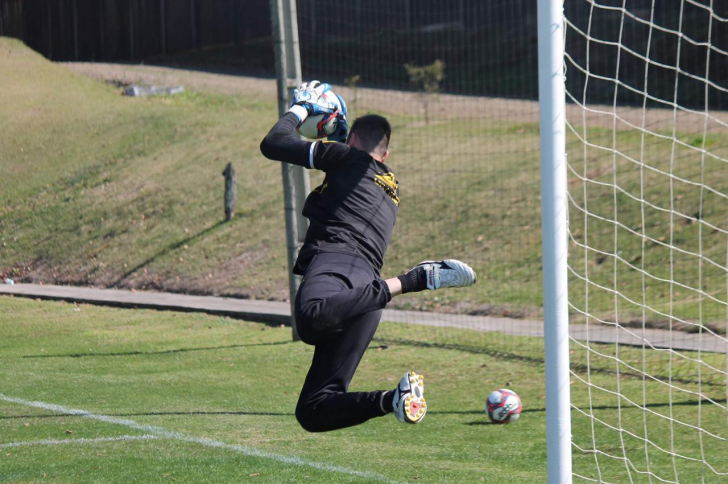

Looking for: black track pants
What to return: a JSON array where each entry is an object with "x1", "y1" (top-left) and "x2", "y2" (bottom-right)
[{"x1": 294, "y1": 252, "x2": 392, "y2": 432}]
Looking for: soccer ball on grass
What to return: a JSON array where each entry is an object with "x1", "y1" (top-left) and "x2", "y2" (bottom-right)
[{"x1": 486, "y1": 388, "x2": 522, "y2": 424}]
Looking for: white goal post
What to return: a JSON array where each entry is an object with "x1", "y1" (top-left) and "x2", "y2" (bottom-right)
[
  {"x1": 538, "y1": 0, "x2": 571, "y2": 484},
  {"x1": 538, "y1": 0, "x2": 573, "y2": 483}
]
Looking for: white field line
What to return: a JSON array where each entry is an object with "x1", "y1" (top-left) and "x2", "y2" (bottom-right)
[
  {"x1": 0, "y1": 434, "x2": 159, "y2": 449},
  {"x1": 0, "y1": 393, "x2": 408, "y2": 484}
]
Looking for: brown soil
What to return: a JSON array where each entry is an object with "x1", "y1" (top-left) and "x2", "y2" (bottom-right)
[{"x1": 64, "y1": 62, "x2": 728, "y2": 134}]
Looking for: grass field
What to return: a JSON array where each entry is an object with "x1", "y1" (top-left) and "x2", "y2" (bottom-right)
[
  {"x1": 1, "y1": 297, "x2": 726, "y2": 483},
  {"x1": 0, "y1": 37, "x2": 543, "y2": 317},
  {"x1": 3, "y1": 38, "x2": 728, "y2": 329}
]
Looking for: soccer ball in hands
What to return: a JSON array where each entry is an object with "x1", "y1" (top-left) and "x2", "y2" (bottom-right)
[
  {"x1": 297, "y1": 89, "x2": 346, "y2": 140},
  {"x1": 486, "y1": 389, "x2": 522, "y2": 424}
]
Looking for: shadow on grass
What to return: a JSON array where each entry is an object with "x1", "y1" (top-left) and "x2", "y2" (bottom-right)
[
  {"x1": 18, "y1": 340, "x2": 293, "y2": 359},
  {"x1": 0, "y1": 410, "x2": 292, "y2": 420},
  {"x1": 111, "y1": 220, "x2": 228, "y2": 288},
  {"x1": 7, "y1": 397, "x2": 719, "y2": 423},
  {"x1": 374, "y1": 337, "x2": 725, "y2": 388},
  {"x1": 442, "y1": 397, "x2": 728, "y2": 424},
  {"x1": 442, "y1": 397, "x2": 728, "y2": 425}
]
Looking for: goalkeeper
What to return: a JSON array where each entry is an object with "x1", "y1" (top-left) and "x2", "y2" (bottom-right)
[{"x1": 260, "y1": 81, "x2": 476, "y2": 432}]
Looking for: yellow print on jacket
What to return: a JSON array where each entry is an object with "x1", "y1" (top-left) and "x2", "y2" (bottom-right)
[{"x1": 374, "y1": 172, "x2": 400, "y2": 206}]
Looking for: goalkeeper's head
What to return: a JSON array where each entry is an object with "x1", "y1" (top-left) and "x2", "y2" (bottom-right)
[{"x1": 347, "y1": 114, "x2": 391, "y2": 163}]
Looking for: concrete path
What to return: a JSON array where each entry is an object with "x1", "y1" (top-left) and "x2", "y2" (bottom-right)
[{"x1": 2, "y1": 283, "x2": 726, "y2": 354}]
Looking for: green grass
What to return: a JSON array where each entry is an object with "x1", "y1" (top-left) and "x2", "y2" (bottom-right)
[
  {"x1": 0, "y1": 39, "x2": 289, "y2": 300},
  {"x1": 2, "y1": 37, "x2": 728, "y2": 329},
  {"x1": 565, "y1": 126, "x2": 728, "y2": 330},
  {"x1": 1, "y1": 298, "x2": 726, "y2": 483},
  {"x1": 0, "y1": 38, "x2": 544, "y2": 316}
]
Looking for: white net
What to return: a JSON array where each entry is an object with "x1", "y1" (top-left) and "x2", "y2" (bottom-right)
[{"x1": 564, "y1": 0, "x2": 728, "y2": 482}]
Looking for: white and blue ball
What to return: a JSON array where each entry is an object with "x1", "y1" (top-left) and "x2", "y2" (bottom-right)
[
  {"x1": 486, "y1": 388, "x2": 522, "y2": 424},
  {"x1": 297, "y1": 89, "x2": 345, "y2": 140}
]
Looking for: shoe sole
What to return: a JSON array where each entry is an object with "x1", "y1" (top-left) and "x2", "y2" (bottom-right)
[{"x1": 402, "y1": 372, "x2": 427, "y2": 424}]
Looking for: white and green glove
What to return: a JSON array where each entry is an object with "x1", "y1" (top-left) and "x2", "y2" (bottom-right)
[{"x1": 287, "y1": 80, "x2": 336, "y2": 122}]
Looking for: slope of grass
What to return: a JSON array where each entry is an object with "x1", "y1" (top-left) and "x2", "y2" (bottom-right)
[
  {"x1": 2, "y1": 38, "x2": 728, "y2": 329},
  {"x1": 1, "y1": 298, "x2": 726, "y2": 483},
  {"x1": 0, "y1": 38, "x2": 545, "y2": 316},
  {"x1": 566, "y1": 125, "x2": 728, "y2": 330},
  {"x1": 0, "y1": 38, "x2": 288, "y2": 300}
]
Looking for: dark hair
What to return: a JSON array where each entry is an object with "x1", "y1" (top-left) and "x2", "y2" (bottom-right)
[{"x1": 348, "y1": 114, "x2": 391, "y2": 155}]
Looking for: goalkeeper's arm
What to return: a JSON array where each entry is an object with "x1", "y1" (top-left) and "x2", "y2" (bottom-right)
[
  {"x1": 259, "y1": 112, "x2": 312, "y2": 168},
  {"x1": 260, "y1": 80, "x2": 335, "y2": 167}
]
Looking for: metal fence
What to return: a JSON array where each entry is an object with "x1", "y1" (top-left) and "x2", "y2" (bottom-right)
[{"x1": 0, "y1": 0, "x2": 271, "y2": 61}]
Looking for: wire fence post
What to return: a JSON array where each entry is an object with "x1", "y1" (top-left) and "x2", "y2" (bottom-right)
[
  {"x1": 72, "y1": 0, "x2": 78, "y2": 60},
  {"x1": 283, "y1": 0, "x2": 309, "y2": 246},
  {"x1": 46, "y1": 0, "x2": 52, "y2": 59},
  {"x1": 191, "y1": 0, "x2": 198, "y2": 49},
  {"x1": 128, "y1": 0, "x2": 134, "y2": 61},
  {"x1": 98, "y1": 0, "x2": 105, "y2": 61},
  {"x1": 270, "y1": 0, "x2": 307, "y2": 342},
  {"x1": 160, "y1": 0, "x2": 166, "y2": 55}
]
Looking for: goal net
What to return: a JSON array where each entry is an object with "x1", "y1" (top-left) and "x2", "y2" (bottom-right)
[
  {"x1": 293, "y1": 0, "x2": 727, "y2": 479},
  {"x1": 563, "y1": 0, "x2": 728, "y2": 481}
]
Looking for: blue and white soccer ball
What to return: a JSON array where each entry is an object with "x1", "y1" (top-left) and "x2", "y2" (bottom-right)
[
  {"x1": 297, "y1": 89, "x2": 346, "y2": 140},
  {"x1": 486, "y1": 388, "x2": 522, "y2": 424}
]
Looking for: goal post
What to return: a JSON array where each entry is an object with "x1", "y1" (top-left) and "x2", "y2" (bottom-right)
[{"x1": 538, "y1": 0, "x2": 573, "y2": 483}]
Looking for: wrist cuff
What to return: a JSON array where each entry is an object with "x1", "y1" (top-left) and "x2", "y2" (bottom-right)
[
  {"x1": 287, "y1": 104, "x2": 309, "y2": 123},
  {"x1": 398, "y1": 267, "x2": 427, "y2": 294}
]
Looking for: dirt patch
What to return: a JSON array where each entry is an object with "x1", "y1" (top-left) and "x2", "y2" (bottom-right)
[
  {"x1": 63, "y1": 62, "x2": 278, "y2": 100},
  {"x1": 611, "y1": 315, "x2": 726, "y2": 336},
  {"x1": 2, "y1": 258, "x2": 105, "y2": 290},
  {"x1": 391, "y1": 298, "x2": 542, "y2": 320},
  {"x1": 63, "y1": 62, "x2": 728, "y2": 134},
  {"x1": 0, "y1": 253, "x2": 287, "y2": 302}
]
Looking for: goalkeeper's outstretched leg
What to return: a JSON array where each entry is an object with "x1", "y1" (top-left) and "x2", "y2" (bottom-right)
[{"x1": 293, "y1": 252, "x2": 475, "y2": 432}]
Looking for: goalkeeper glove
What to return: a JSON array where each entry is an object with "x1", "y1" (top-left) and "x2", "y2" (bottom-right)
[
  {"x1": 287, "y1": 80, "x2": 335, "y2": 122},
  {"x1": 326, "y1": 94, "x2": 349, "y2": 142}
]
